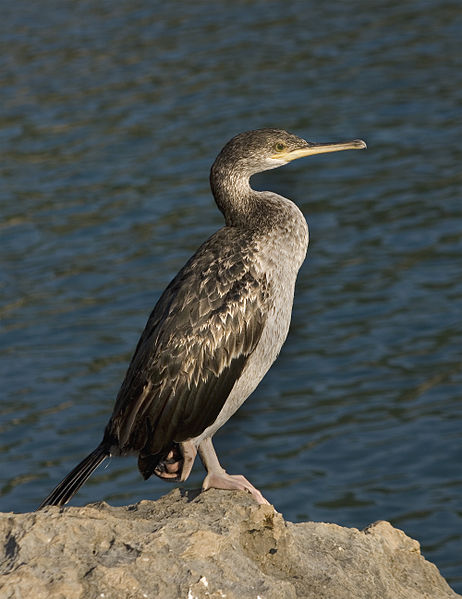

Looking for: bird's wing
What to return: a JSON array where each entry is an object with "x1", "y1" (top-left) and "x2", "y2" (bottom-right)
[{"x1": 106, "y1": 228, "x2": 269, "y2": 457}]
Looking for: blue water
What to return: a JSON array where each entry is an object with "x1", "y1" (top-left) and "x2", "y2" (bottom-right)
[{"x1": 1, "y1": 0, "x2": 461, "y2": 591}]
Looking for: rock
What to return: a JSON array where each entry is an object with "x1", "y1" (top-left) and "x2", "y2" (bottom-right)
[{"x1": 0, "y1": 488, "x2": 458, "y2": 599}]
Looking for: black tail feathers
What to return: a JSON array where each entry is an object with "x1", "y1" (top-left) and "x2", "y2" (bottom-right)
[{"x1": 37, "y1": 444, "x2": 109, "y2": 509}]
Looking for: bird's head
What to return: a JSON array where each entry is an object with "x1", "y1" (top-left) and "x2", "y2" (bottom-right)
[{"x1": 213, "y1": 128, "x2": 366, "y2": 177}]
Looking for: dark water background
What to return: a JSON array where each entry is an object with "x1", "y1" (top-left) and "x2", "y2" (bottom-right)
[{"x1": 1, "y1": 0, "x2": 461, "y2": 591}]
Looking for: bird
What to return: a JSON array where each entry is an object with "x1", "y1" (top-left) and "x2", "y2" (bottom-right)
[{"x1": 38, "y1": 128, "x2": 366, "y2": 509}]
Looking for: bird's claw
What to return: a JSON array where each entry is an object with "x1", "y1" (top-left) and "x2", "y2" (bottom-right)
[{"x1": 202, "y1": 471, "x2": 270, "y2": 505}]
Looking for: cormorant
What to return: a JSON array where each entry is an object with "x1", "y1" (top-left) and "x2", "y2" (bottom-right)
[{"x1": 38, "y1": 129, "x2": 366, "y2": 508}]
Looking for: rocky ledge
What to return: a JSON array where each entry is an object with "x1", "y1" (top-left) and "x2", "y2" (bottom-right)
[{"x1": 0, "y1": 488, "x2": 459, "y2": 599}]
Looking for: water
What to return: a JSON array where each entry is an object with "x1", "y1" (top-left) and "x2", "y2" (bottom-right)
[{"x1": 1, "y1": 0, "x2": 461, "y2": 591}]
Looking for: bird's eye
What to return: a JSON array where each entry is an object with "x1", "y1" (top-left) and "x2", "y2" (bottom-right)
[{"x1": 274, "y1": 142, "x2": 286, "y2": 152}]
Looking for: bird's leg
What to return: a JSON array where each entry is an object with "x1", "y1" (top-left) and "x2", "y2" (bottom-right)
[
  {"x1": 198, "y1": 437, "x2": 270, "y2": 505},
  {"x1": 179, "y1": 440, "x2": 197, "y2": 482}
]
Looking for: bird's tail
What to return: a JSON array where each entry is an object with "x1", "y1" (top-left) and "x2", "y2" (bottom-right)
[{"x1": 37, "y1": 444, "x2": 109, "y2": 509}]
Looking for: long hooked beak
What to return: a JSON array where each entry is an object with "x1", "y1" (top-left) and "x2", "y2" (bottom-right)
[{"x1": 273, "y1": 139, "x2": 367, "y2": 161}]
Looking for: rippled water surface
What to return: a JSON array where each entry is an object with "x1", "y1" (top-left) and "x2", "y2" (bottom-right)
[{"x1": 1, "y1": 0, "x2": 461, "y2": 591}]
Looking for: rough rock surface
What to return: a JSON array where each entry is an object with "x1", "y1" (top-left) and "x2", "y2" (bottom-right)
[{"x1": 0, "y1": 488, "x2": 458, "y2": 599}]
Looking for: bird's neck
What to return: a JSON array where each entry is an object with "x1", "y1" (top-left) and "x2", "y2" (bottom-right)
[
  {"x1": 209, "y1": 160, "x2": 308, "y2": 257},
  {"x1": 210, "y1": 162, "x2": 256, "y2": 227},
  {"x1": 210, "y1": 161, "x2": 309, "y2": 267}
]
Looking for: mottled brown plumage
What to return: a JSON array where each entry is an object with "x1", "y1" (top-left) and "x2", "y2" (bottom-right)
[
  {"x1": 108, "y1": 226, "x2": 269, "y2": 473},
  {"x1": 38, "y1": 129, "x2": 365, "y2": 508}
]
